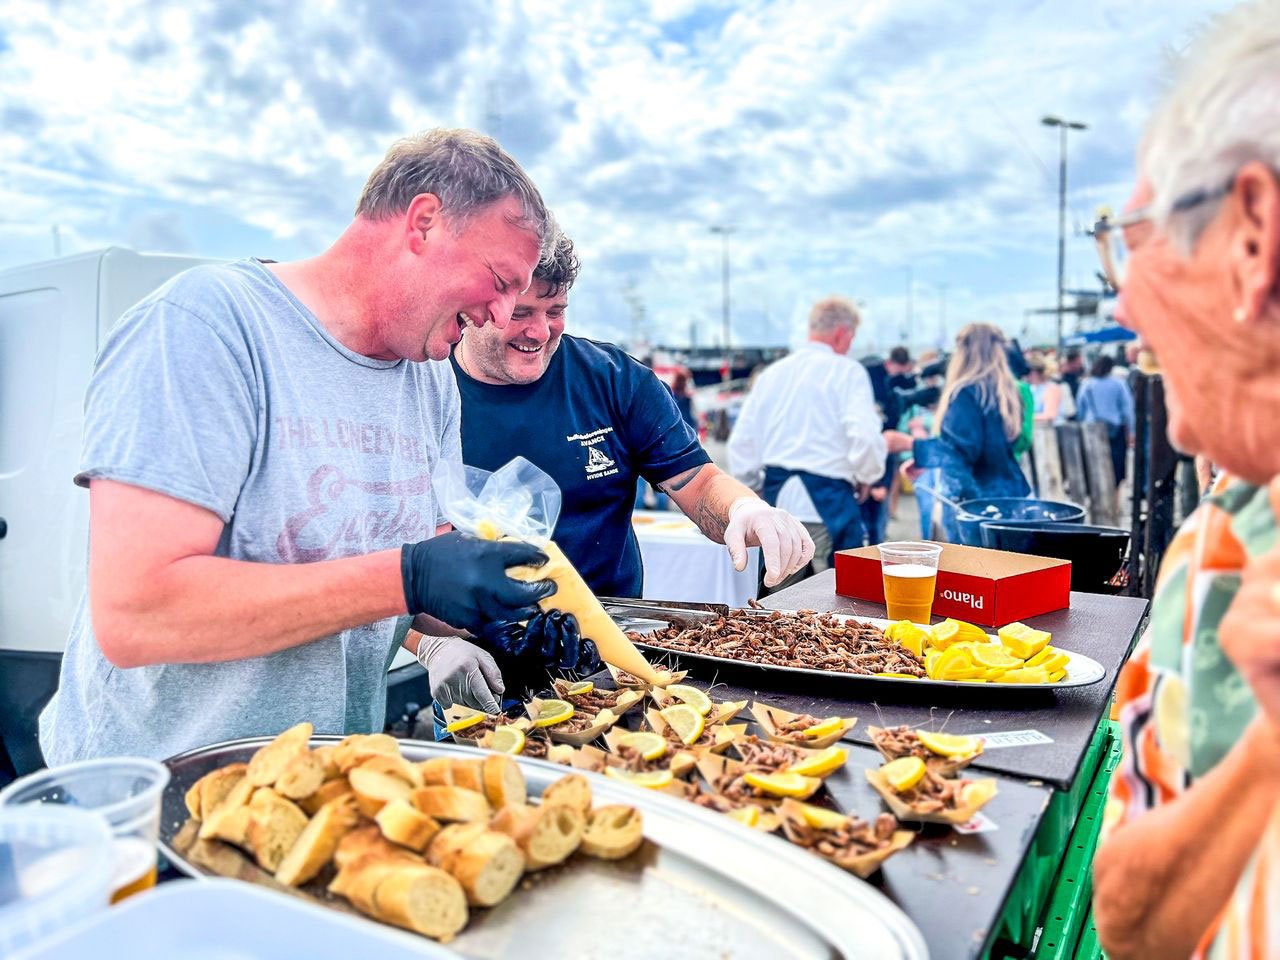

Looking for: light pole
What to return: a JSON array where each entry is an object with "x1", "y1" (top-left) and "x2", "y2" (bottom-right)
[
  {"x1": 1042, "y1": 115, "x2": 1087, "y2": 351},
  {"x1": 709, "y1": 225, "x2": 735, "y2": 361},
  {"x1": 903, "y1": 265, "x2": 913, "y2": 344}
]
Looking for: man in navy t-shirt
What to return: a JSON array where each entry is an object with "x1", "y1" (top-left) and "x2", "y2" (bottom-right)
[{"x1": 418, "y1": 232, "x2": 813, "y2": 708}]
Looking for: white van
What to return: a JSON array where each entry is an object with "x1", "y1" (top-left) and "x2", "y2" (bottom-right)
[{"x1": 0, "y1": 249, "x2": 425, "y2": 778}]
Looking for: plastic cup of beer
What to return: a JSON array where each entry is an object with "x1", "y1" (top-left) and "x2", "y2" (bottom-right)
[
  {"x1": 877, "y1": 541, "x2": 943, "y2": 623},
  {"x1": 0, "y1": 757, "x2": 169, "y2": 903}
]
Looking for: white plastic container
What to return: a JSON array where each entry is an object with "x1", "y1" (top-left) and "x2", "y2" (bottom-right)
[
  {"x1": 11, "y1": 878, "x2": 458, "y2": 959},
  {"x1": 0, "y1": 806, "x2": 114, "y2": 954}
]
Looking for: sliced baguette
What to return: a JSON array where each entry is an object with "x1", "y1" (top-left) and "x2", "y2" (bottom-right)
[
  {"x1": 449, "y1": 758, "x2": 484, "y2": 793},
  {"x1": 330, "y1": 854, "x2": 413, "y2": 914},
  {"x1": 481, "y1": 755, "x2": 527, "y2": 808},
  {"x1": 275, "y1": 794, "x2": 360, "y2": 886},
  {"x1": 358, "y1": 754, "x2": 422, "y2": 789},
  {"x1": 333, "y1": 733, "x2": 400, "y2": 773},
  {"x1": 411, "y1": 785, "x2": 491, "y2": 823},
  {"x1": 490, "y1": 802, "x2": 583, "y2": 870},
  {"x1": 427, "y1": 824, "x2": 524, "y2": 907},
  {"x1": 197, "y1": 775, "x2": 255, "y2": 841},
  {"x1": 245, "y1": 788, "x2": 309, "y2": 873},
  {"x1": 334, "y1": 824, "x2": 423, "y2": 871},
  {"x1": 376, "y1": 798, "x2": 441, "y2": 853},
  {"x1": 246, "y1": 722, "x2": 313, "y2": 786},
  {"x1": 580, "y1": 805, "x2": 644, "y2": 860},
  {"x1": 349, "y1": 766, "x2": 413, "y2": 818},
  {"x1": 297, "y1": 776, "x2": 352, "y2": 816},
  {"x1": 276, "y1": 752, "x2": 326, "y2": 800},
  {"x1": 417, "y1": 757, "x2": 455, "y2": 787},
  {"x1": 312, "y1": 745, "x2": 341, "y2": 780},
  {"x1": 371, "y1": 863, "x2": 469, "y2": 942},
  {"x1": 541, "y1": 773, "x2": 592, "y2": 815},
  {"x1": 184, "y1": 762, "x2": 248, "y2": 820}
]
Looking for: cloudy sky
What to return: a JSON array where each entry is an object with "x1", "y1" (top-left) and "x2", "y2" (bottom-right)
[{"x1": 0, "y1": 0, "x2": 1235, "y2": 352}]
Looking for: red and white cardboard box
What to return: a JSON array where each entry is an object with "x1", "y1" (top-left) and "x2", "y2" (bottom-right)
[{"x1": 833, "y1": 542, "x2": 1071, "y2": 627}]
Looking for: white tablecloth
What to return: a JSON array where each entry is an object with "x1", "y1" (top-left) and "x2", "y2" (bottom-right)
[{"x1": 633, "y1": 510, "x2": 759, "y2": 607}]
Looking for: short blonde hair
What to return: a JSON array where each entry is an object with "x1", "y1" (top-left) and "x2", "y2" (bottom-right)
[{"x1": 809, "y1": 296, "x2": 860, "y2": 334}]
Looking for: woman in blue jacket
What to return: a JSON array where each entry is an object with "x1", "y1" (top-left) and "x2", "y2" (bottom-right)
[{"x1": 913, "y1": 323, "x2": 1029, "y2": 540}]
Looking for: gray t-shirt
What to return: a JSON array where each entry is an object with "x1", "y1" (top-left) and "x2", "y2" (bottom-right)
[{"x1": 39, "y1": 259, "x2": 459, "y2": 765}]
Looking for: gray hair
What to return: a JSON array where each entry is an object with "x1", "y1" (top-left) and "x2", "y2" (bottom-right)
[
  {"x1": 1140, "y1": 0, "x2": 1280, "y2": 253},
  {"x1": 356, "y1": 128, "x2": 558, "y2": 259},
  {"x1": 809, "y1": 296, "x2": 861, "y2": 333}
]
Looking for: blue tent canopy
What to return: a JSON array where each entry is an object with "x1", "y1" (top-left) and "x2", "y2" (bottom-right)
[{"x1": 1063, "y1": 324, "x2": 1137, "y2": 347}]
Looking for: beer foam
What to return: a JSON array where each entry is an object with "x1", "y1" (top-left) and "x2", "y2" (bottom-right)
[{"x1": 883, "y1": 564, "x2": 937, "y2": 579}]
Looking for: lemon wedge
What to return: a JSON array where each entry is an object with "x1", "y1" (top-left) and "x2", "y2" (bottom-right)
[
  {"x1": 916, "y1": 731, "x2": 981, "y2": 758},
  {"x1": 616, "y1": 731, "x2": 668, "y2": 761},
  {"x1": 881, "y1": 756, "x2": 927, "y2": 792},
  {"x1": 800, "y1": 716, "x2": 845, "y2": 739},
  {"x1": 726, "y1": 806, "x2": 761, "y2": 828},
  {"x1": 490, "y1": 725, "x2": 526, "y2": 754},
  {"x1": 971, "y1": 644, "x2": 1023, "y2": 670},
  {"x1": 445, "y1": 711, "x2": 487, "y2": 734},
  {"x1": 794, "y1": 802, "x2": 849, "y2": 831},
  {"x1": 565, "y1": 680, "x2": 594, "y2": 697},
  {"x1": 660, "y1": 704, "x2": 705, "y2": 745},
  {"x1": 604, "y1": 767, "x2": 674, "y2": 789},
  {"x1": 665, "y1": 684, "x2": 713, "y2": 716},
  {"x1": 787, "y1": 746, "x2": 848, "y2": 777},
  {"x1": 742, "y1": 771, "x2": 814, "y2": 798},
  {"x1": 884, "y1": 620, "x2": 929, "y2": 657},
  {"x1": 533, "y1": 699, "x2": 575, "y2": 727},
  {"x1": 929, "y1": 620, "x2": 962, "y2": 650},
  {"x1": 998, "y1": 622, "x2": 1051, "y2": 659}
]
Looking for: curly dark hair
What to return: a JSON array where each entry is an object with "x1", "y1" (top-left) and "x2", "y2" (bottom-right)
[{"x1": 532, "y1": 231, "x2": 581, "y2": 297}]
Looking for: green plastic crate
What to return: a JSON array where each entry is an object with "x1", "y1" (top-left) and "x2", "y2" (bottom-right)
[
  {"x1": 1027, "y1": 727, "x2": 1124, "y2": 959},
  {"x1": 987, "y1": 720, "x2": 1118, "y2": 953}
]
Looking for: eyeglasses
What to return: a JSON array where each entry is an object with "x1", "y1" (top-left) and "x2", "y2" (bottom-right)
[{"x1": 1094, "y1": 178, "x2": 1234, "y2": 237}]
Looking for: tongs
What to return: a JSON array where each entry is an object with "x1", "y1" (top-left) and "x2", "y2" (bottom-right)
[{"x1": 599, "y1": 597, "x2": 774, "y2": 627}]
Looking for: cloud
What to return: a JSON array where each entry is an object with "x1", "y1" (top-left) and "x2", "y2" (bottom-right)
[{"x1": 0, "y1": 0, "x2": 1237, "y2": 350}]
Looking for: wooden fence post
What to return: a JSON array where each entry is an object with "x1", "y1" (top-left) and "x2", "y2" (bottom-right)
[
  {"x1": 1082, "y1": 421, "x2": 1119, "y2": 526},
  {"x1": 1032, "y1": 424, "x2": 1066, "y2": 502}
]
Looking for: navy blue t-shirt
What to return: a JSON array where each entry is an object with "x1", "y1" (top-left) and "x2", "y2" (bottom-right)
[{"x1": 452, "y1": 335, "x2": 711, "y2": 598}]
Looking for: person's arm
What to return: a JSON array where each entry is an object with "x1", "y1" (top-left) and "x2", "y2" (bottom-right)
[
  {"x1": 89, "y1": 479, "x2": 407, "y2": 668},
  {"x1": 843, "y1": 365, "x2": 890, "y2": 484},
  {"x1": 660, "y1": 463, "x2": 814, "y2": 587},
  {"x1": 1035, "y1": 382, "x2": 1061, "y2": 424},
  {"x1": 1092, "y1": 717, "x2": 1280, "y2": 960},
  {"x1": 726, "y1": 390, "x2": 764, "y2": 488}
]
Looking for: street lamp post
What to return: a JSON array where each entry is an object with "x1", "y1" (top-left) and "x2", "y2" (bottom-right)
[
  {"x1": 709, "y1": 225, "x2": 735, "y2": 362},
  {"x1": 1042, "y1": 115, "x2": 1087, "y2": 351}
]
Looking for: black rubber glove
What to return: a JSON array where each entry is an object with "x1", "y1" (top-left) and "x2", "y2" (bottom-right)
[
  {"x1": 480, "y1": 611, "x2": 601, "y2": 674},
  {"x1": 401, "y1": 533, "x2": 556, "y2": 636}
]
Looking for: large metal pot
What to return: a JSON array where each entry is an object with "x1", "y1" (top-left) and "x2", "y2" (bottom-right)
[
  {"x1": 953, "y1": 496, "x2": 1085, "y2": 546},
  {"x1": 980, "y1": 521, "x2": 1130, "y2": 593}
]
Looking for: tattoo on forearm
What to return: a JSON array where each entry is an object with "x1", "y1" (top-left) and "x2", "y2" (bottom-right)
[
  {"x1": 693, "y1": 498, "x2": 729, "y2": 542},
  {"x1": 658, "y1": 464, "x2": 706, "y2": 494}
]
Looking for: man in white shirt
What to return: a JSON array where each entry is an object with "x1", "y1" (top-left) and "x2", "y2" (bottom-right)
[{"x1": 728, "y1": 297, "x2": 913, "y2": 588}]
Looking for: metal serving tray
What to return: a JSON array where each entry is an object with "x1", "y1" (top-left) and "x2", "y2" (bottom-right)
[
  {"x1": 622, "y1": 609, "x2": 1106, "y2": 692},
  {"x1": 160, "y1": 737, "x2": 927, "y2": 960}
]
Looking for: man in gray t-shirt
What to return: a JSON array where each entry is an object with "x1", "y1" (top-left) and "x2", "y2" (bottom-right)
[{"x1": 39, "y1": 129, "x2": 563, "y2": 765}]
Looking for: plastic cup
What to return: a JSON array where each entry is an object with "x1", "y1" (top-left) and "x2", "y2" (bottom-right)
[
  {"x1": 0, "y1": 758, "x2": 169, "y2": 904},
  {"x1": 0, "y1": 806, "x2": 114, "y2": 953},
  {"x1": 877, "y1": 541, "x2": 943, "y2": 623}
]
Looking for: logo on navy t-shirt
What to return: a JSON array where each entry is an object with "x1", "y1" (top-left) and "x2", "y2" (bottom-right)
[{"x1": 568, "y1": 426, "x2": 619, "y2": 480}]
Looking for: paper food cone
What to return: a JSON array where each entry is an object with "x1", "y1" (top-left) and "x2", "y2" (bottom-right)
[
  {"x1": 695, "y1": 753, "x2": 823, "y2": 805},
  {"x1": 606, "y1": 662, "x2": 688, "y2": 690},
  {"x1": 777, "y1": 799, "x2": 914, "y2": 879},
  {"x1": 442, "y1": 706, "x2": 527, "y2": 746},
  {"x1": 525, "y1": 697, "x2": 623, "y2": 747},
  {"x1": 644, "y1": 707, "x2": 742, "y2": 755},
  {"x1": 864, "y1": 768, "x2": 999, "y2": 825},
  {"x1": 601, "y1": 727, "x2": 698, "y2": 779},
  {"x1": 650, "y1": 689, "x2": 747, "y2": 726},
  {"x1": 865, "y1": 725, "x2": 980, "y2": 777},
  {"x1": 551, "y1": 681, "x2": 646, "y2": 720},
  {"x1": 750, "y1": 701, "x2": 857, "y2": 749},
  {"x1": 727, "y1": 739, "x2": 848, "y2": 781}
]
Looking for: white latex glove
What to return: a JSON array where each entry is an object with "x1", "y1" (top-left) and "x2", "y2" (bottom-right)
[
  {"x1": 415, "y1": 635, "x2": 505, "y2": 713},
  {"x1": 724, "y1": 497, "x2": 815, "y2": 588}
]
